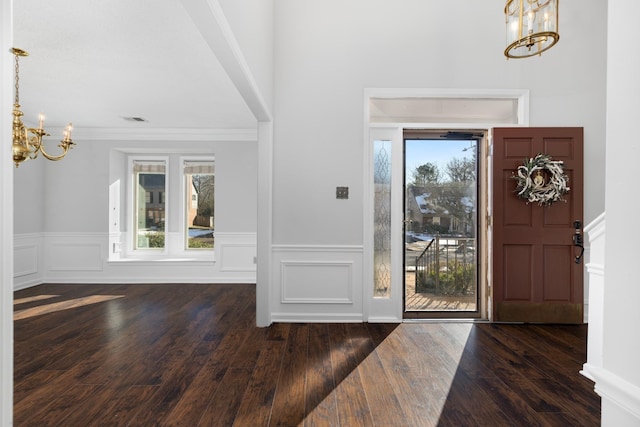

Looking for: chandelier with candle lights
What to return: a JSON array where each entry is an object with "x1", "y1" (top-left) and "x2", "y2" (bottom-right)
[
  {"x1": 11, "y1": 48, "x2": 75, "y2": 168},
  {"x1": 504, "y1": 0, "x2": 559, "y2": 59}
]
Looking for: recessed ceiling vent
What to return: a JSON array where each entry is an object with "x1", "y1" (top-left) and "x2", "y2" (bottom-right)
[{"x1": 123, "y1": 116, "x2": 147, "y2": 122}]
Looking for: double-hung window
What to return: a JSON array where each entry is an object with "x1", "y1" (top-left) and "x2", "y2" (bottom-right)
[
  {"x1": 127, "y1": 156, "x2": 215, "y2": 259},
  {"x1": 183, "y1": 160, "x2": 215, "y2": 250},
  {"x1": 133, "y1": 160, "x2": 166, "y2": 250}
]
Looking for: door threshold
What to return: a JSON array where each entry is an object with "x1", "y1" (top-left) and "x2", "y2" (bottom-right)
[{"x1": 402, "y1": 318, "x2": 489, "y2": 323}]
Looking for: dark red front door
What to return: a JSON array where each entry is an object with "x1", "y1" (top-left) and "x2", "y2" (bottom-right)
[{"x1": 492, "y1": 127, "x2": 584, "y2": 323}]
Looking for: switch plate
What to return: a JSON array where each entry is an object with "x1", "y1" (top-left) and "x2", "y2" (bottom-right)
[{"x1": 336, "y1": 186, "x2": 349, "y2": 199}]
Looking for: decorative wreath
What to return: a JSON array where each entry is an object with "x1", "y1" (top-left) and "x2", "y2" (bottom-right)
[{"x1": 513, "y1": 153, "x2": 570, "y2": 206}]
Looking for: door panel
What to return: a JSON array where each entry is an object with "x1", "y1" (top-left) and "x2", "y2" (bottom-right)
[{"x1": 492, "y1": 127, "x2": 584, "y2": 323}]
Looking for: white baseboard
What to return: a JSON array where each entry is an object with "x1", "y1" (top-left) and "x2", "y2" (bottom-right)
[
  {"x1": 582, "y1": 363, "x2": 640, "y2": 425},
  {"x1": 271, "y1": 312, "x2": 363, "y2": 323}
]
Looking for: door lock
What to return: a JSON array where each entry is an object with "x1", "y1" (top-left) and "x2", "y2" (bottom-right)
[{"x1": 573, "y1": 220, "x2": 585, "y2": 264}]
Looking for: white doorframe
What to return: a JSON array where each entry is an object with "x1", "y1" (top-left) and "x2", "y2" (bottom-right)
[
  {"x1": 363, "y1": 88, "x2": 529, "y2": 323},
  {"x1": 1, "y1": 0, "x2": 14, "y2": 423}
]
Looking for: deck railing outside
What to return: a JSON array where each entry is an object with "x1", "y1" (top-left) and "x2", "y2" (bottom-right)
[{"x1": 415, "y1": 235, "x2": 475, "y2": 296}]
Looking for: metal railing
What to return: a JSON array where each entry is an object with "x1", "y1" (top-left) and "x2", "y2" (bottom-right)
[{"x1": 414, "y1": 236, "x2": 476, "y2": 296}]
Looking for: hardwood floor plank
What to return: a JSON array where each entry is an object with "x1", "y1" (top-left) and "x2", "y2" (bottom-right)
[
  {"x1": 15, "y1": 383, "x2": 103, "y2": 426},
  {"x1": 270, "y1": 324, "x2": 309, "y2": 426},
  {"x1": 328, "y1": 324, "x2": 374, "y2": 427},
  {"x1": 162, "y1": 329, "x2": 251, "y2": 425},
  {"x1": 165, "y1": 294, "x2": 260, "y2": 425},
  {"x1": 303, "y1": 324, "x2": 339, "y2": 427},
  {"x1": 350, "y1": 324, "x2": 408, "y2": 427},
  {"x1": 267, "y1": 322, "x2": 291, "y2": 341},
  {"x1": 369, "y1": 326, "x2": 450, "y2": 426},
  {"x1": 427, "y1": 323, "x2": 495, "y2": 381},
  {"x1": 528, "y1": 376, "x2": 601, "y2": 424},
  {"x1": 13, "y1": 369, "x2": 84, "y2": 424},
  {"x1": 13, "y1": 369, "x2": 63, "y2": 406},
  {"x1": 456, "y1": 327, "x2": 567, "y2": 414},
  {"x1": 125, "y1": 335, "x2": 226, "y2": 425},
  {"x1": 411, "y1": 325, "x2": 526, "y2": 426},
  {"x1": 13, "y1": 284, "x2": 600, "y2": 427},
  {"x1": 228, "y1": 319, "x2": 269, "y2": 370},
  {"x1": 86, "y1": 385, "x2": 159, "y2": 427},
  {"x1": 482, "y1": 324, "x2": 584, "y2": 377},
  {"x1": 524, "y1": 324, "x2": 588, "y2": 364},
  {"x1": 197, "y1": 367, "x2": 253, "y2": 427},
  {"x1": 471, "y1": 376, "x2": 550, "y2": 427},
  {"x1": 473, "y1": 325, "x2": 548, "y2": 380},
  {"x1": 233, "y1": 340, "x2": 286, "y2": 427},
  {"x1": 44, "y1": 385, "x2": 109, "y2": 426}
]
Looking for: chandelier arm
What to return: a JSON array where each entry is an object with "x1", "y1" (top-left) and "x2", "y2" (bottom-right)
[
  {"x1": 33, "y1": 131, "x2": 75, "y2": 162},
  {"x1": 26, "y1": 130, "x2": 43, "y2": 160},
  {"x1": 38, "y1": 146, "x2": 72, "y2": 161}
]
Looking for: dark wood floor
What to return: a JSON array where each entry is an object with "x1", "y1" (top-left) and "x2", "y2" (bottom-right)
[{"x1": 14, "y1": 284, "x2": 600, "y2": 426}]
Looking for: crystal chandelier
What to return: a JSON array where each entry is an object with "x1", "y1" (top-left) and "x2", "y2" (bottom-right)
[
  {"x1": 504, "y1": 0, "x2": 559, "y2": 59},
  {"x1": 11, "y1": 48, "x2": 75, "y2": 168}
]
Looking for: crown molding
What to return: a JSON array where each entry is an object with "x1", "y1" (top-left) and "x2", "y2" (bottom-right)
[{"x1": 60, "y1": 127, "x2": 258, "y2": 142}]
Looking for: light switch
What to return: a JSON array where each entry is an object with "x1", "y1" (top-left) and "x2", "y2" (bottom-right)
[{"x1": 336, "y1": 186, "x2": 349, "y2": 199}]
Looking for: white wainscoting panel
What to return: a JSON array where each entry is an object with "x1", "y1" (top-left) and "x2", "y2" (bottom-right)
[
  {"x1": 217, "y1": 233, "x2": 257, "y2": 273},
  {"x1": 48, "y1": 243, "x2": 104, "y2": 271},
  {"x1": 13, "y1": 233, "x2": 44, "y2": 289},
  {"x1": 271, "y1": 245, "x2": 363, "y2": 323},
  {"x1": 14, "y1": 244, "x2": 38, "y2": 277},
  {"x1": 15, "y1": 232, "x2": 257, "y2": 287},
  {"x1": 281, "y1": 261, "x2": 353, "y2": 304}
]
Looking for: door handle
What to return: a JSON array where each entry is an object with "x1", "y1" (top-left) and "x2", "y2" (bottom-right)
[{"x1": 573, "y1": 220, "x2": 584, "y2": 264}]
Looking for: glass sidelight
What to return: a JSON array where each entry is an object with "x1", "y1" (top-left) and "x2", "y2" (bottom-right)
[{"x1": 373, "y1": 140, "x2": 392, "y2": 297}]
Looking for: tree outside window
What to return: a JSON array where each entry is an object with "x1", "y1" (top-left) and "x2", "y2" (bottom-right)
[{"x1": 184, "y1": 161, "x2": 215, "y2": 249}]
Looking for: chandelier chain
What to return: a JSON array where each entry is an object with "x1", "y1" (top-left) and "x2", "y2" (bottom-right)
[{"x1": 14, "y1": 53, "x2": 20, "y2": 105}]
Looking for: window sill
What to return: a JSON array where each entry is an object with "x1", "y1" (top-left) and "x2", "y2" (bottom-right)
[{"x1": 108, "y1": 257, "x2": 215, "y2": 265}]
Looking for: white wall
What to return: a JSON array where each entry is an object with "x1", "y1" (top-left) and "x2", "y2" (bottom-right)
[
  {"x1": 598, "y1": 1, "x2": 640, "y2": 424},
  {"x1": 270, "y1": 0, "x2": 607, "y2": 321},
  {"x1": 273, "y1": 0, "x2": 606, "y2": 242},
  {"x1": 13, "y1": 157, "x2": 44, "y2": 233},
  {"x1": 13, "y1": 137, "x2": 259, "y2": 288}
]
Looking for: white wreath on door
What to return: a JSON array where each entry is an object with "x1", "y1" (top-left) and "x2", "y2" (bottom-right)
[{"x1": 513, "y1": 153, "x2": 570, "y2": 206}]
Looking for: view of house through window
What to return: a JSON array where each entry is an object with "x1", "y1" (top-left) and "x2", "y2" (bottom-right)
[
  {"x1": 131, "y1": 158, "x2": 215, "y2": 253},
  {"x1": 404, "y1": 137, "x2": 479, "y2": 314},
  {"x1": 184, "y1": 160, "x2": 215, "y2": 249},
  {"x1": 134, "y1": 160, "x2": 166, "y2": 249}
]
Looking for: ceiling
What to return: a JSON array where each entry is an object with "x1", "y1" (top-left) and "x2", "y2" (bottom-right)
[
  {"x1": 12, "y1": 0, "x2": 258, "y2": 136},
  {"x1": 12, "y1": 2, "x2": 524, "y2": 139}
]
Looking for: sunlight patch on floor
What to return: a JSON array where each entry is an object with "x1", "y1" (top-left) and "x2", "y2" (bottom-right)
[
  {"x1": 13, "y1": 295, "x2": 125, "y2": 320},
  {"x1": 303, "y1": 323, "x2": 474, "y2": 426},
  {"x1": 14, "y1": 294, "x2": 60, "y2": 305}
]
